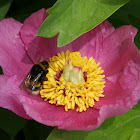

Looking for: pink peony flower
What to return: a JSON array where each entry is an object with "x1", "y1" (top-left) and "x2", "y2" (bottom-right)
[{"x1": 0, "y1": 8, "x2": 140, "y2": 131}]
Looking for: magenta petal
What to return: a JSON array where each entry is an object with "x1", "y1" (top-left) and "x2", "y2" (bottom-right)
[
  {"x1": 16, "y1": 90, "x2": 133, "y2": 131},
  {"x1": 20, "y1": 8, "x2": 48, "y2": 50},
  {"x1": 20, "y1": 11, "x2": 115, "y2": 63},
  {"x1": 98, "y1": 25, "x2": 140, "y2": 77},
  {"x1": 77, "y1": 20, "x2": 115, "y2": 59},
  {"x1": 16, "y1": 93, "x2": 101, "y2": 130},
  {"x1": 97, "y1": 104, "x2": 129, "y2": 128},
  {"x1": 26, "y1": 20, "x2": 115, "y2": 63},
  {"x1": 0, "y1": 75, "x2": 31, "y2": 119},
  {"x1": 0, "y1": 18, "x2": 32, "y2": 77},
  {"x1": 95, "y1": 61, "x2": 140, "y2": 109}
]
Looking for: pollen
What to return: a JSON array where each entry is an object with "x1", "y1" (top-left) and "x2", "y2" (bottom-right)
[{"x1": 40, "y1": 50, "x2": 105, "y2": 112}]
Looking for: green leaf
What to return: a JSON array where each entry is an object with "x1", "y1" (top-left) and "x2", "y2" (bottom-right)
[
  {"x1": 46, "y1": 109, "x2": 140, "y2": 140},
  {"x1": 0, "y1": 108, "x2": 27, "y2": 138},
  {"x1": 130, "y1": 129, "x2": 140, "y2": 140},
  {"x1": 108, "y1": 0, "x2": 140, "y2": 50},
  {"x1": 37, "y1": 0, "x2": 129, "y2": 47},
  {"x1": 0, "y1": 0, "x2": 13, "y2": 20},
  {"x1": 133, "y1": 100, "x2": 140, "y2": 111}
]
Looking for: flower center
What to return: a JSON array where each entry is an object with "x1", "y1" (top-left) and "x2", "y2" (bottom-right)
[
  {"x1": 60, "y1": 62, "x2": 85, "y2": 85},
  {"x1": 40, "y1": 50, "x2": 105, "y2": 112}
]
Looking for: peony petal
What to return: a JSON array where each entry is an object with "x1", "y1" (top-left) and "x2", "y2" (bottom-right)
[
  {"x1": 20, "y1": 8, "x2": 48, "y2": 50},
  {"x1": 95, "y1": 61, "x2": 140, "y2": 109},
  {"x1": 16, "y1": 93, "x2": 101, "y2": 130},
  {"x1": 0, "y1": 18, "x2": 33, "y2": 77},
  {"x1": 20, "y1": 9, "x2": 115, "y2": 63},
  {"x1": 98, "y1": 25, "x2": 140, "y2": 77},
  {"x1": 0, "y1": 75, "x2": 31, "y2": 119},
  {"x1": 26, "y1": 20, "x2": 115, "y2": 63},
  {"x1": 77, "y1": 20, "x2": 115, "y2": 59},
  {"x1": 16, "y1": 88, "x2": 135, "y2": 131},
  {"x1": 96, "y1": 104, "x2": 129, "y2": 130}
]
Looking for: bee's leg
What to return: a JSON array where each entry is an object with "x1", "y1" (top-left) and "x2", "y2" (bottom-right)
[
  {"x1": 42, "y1": 74, "x2": 48, "y2": 81},
  {"x1": 46, "y1": 70, "x2": 49, "y2": 74},
  {"x1": 43, "y1": 77, "x2": 48, "y2": 81},
  {"x1": 37, "y1": 57, "x2": 42, "y2": 62},
  {"x1": 44, "y1": 57, "x2": 58, "y2": 62},
  {"x1": 37, "y1": 57, "x2": 50, "y2": 62},
  {"x1": 42, "y1": 70, "x2": 49, "y2": 81},
  {"x1": 44, "y1": 58, "x2": 50, "y2": 62}
]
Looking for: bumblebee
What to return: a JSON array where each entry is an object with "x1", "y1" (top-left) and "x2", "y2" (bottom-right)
[{"x1": 21, "y1": 60, "x2": 49, "y2": 95}]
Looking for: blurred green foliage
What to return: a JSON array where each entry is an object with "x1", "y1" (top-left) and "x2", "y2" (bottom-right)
[{"x1": 0, "y1": 0, "x2": 13, "y2": 20}]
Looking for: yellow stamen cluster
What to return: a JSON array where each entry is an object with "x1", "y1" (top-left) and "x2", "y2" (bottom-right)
[{"x1": 40, "y1": 50, "x2": 105, "y2": 112}]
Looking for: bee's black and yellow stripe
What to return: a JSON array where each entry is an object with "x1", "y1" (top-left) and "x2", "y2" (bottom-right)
[
  {"x1": 25, "y1": 60, "x2": 49, "y2": 91},
  {"x1": 36, "y1": 62, "x2": 46, "y2": 71}
]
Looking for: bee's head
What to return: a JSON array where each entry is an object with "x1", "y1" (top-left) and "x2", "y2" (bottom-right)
[{"x1": 41, "y1": 61, "x2": 49, "y2": 70}]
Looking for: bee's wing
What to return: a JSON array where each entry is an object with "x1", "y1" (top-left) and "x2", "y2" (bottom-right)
[
  {"x1": 31, "y1": 72, "x2": 43, "y2": 90},
  {"x1": 19, "y1": 71, "x2": 43, "y2": 91},
  {"x1": 19, "y1": 73, "x2": 32, "y2": 91}
]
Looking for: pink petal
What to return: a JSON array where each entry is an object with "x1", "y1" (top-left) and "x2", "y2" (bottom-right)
[
  {"x1": 0, "y1": 75, "x2": 31, "y2": 119},
  {"x1": 16, "y1": 85, "x2": 135, "y2": 131},
  {"x1": 98, "y1": 25, "x2": 140, "y2": 77},
  {"x1": 16, "y1": 92, "x2": 101, "y2": 130},
  {"x1": 0, "y1": 18, "x2": 32, "y2": 77},
  {"x1": 25, "y1": 20, "x2": 115, "y2": 63},
  {"x1": 20, "y1": 8, "x2": 49, "y2": 50},
  {"x1": 96, "y1": 104, "x2": 129, "y2": 129},
  {"x1": 95, "y1": 61, "x2": 140, "y2": 109},
  {"x1": 21, "y1": 101, "x2": 129, "y2": 131},
  {"x1": 75, "y1": 20, "x2": 115, "y2": 59},
  {"x1": 20, "y1": 8, "x2": 115, "y2": 63}
]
